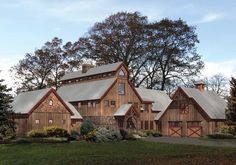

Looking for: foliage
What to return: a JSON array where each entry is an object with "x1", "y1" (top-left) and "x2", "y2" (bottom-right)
[
  {"x1": 11, "y1": 37, "x2": 82, "y2": 91},
  {"x1": 80, "y1": 118, "x2": 95, "y2": 135},
  {"x1": 73, "y1": 12, "x2": 204, "y2": 90},
  {"x1": 145, "y1": 131, "x2": 162, "y2": 137},
  {"x1": 226, "y1": 77, "x2": 236, "y2": 131},
  {"x1": 219, "y1": 125, "x2": 235, "y2": 135},
  {"x1": 204, "y1": 74, "x2": 229, "y2": 98},
  {"x1": 85, "y1": 127, "x2": 122, "y2": 143},
  {"x1": 0, "y1": 78, "x2": 15, "y2": 139},
  {"x1": 44, "y1": 126, "x2": 69, "y2": 137},
  {"x1": 206, "y1": 133, "x2": 235, "y2": 139},
  {"x1": 119, "y1": 129, "x2": 128, "y2": 140},
  {"x1": 27, "y1": 130, "x2": 46, "y2": 138}
]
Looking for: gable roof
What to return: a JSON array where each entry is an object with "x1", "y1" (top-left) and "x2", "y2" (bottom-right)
[
  {"x1": 13, "y1": 88, "x2": 51, "y2": 114},
  {"x1": 180, "y1": 87, "x2": 226, "y2": 120},
  {"x1": 135, "y1": 88, "x2": 171, "y2": 112},
  {"x1": 57, "y1": 78, "x2": 117, "y2": 102},
  {"x1": 12, "y1": 88, "x2": 74, "y2": 115},
  {"x1": 155, "y1": 87, "x2": 226, "y2": 120},
  {"x1": 114, "y1": 104, "x2": 133, "y2": 116},
  {"x1": 60, "y1": 62, "x2": 123, "y2": 81},
  {"x1": 65, "y1": 102, "x2": 83, "y2": 120}
]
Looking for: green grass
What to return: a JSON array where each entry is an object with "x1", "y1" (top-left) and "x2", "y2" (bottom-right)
[{"x1": 0, "y1": 140, "x2": 236, "y2": 165}]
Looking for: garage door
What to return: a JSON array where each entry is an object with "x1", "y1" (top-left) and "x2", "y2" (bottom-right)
[
  {"x1": 187, "y1": 126, "x2": 202, "y2": 137},
  {"x1": 168, "y1": 121, "x2": 182, "y2": 137},
  {"x1": 168, "y1": 126, "x2": 182, "y2": 137}
]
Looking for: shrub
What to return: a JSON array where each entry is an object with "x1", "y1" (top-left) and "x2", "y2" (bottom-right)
[
  {"x1": 126, "y1": 132, "x2": 137, "y2": 141},
  {"x1": 68, "y1": 130, "x2": 80, "y2": 141},
  {"x1": 27, "y1": 130, "x2": 46, "y2": 138},
  {"x1": 207, "y1": 133, "x2": 236, "y2": 139},
  {"x1": 80, "y1": 119, "x2": 95, "y2": 135},
  {"x1": 86, "y1": 127, "x2": 122, "y2": 143},
  {"x1": 151, "y1": 131, "x2": 162, "y2": 137},
  {"x1": 219, "y1": 125, "x2": 235, "y2": 135},
  {"x1": 120, "y1": 129, "x2": 128, "y2": 140},
  {"x1": 44, "y1": 126, "x2": 69, "y2": 137}
]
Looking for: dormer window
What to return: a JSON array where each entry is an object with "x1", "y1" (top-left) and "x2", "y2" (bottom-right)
[{"x1": 49, "y1": 99, "x2": 53, "y2": 106}]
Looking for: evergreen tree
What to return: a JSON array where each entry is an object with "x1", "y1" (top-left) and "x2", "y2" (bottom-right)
[
  {"x1": 0, "y1": 79, "x2": 15, "y2": 139},
  {"x1": 226, "y1": 77, "x2": 236, "y2": 126}
]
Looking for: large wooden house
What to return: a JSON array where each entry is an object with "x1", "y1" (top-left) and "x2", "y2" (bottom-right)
[
  {"x1": 58, "y1": 62, "x2": 171, "y2": 131},
  {"x1": 156, "y1": 82, "x2": 226, "y2": 137},
  {"x1": 13, "y1": 88, "x2": 82, "y2": 135}
]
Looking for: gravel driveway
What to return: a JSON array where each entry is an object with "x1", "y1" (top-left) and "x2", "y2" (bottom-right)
[{"x1": 144, "y1": 136, "x2": 236, "y2": 148}]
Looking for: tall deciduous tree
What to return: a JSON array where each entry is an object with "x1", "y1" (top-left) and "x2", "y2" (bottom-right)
[
  {"x1": 204, "y1": 74, "x2": 228, "y2": 98},
  {"x1": 226, "y1": 77, "x2": 236, "y2": 126},
  {"x1": 11, "y1": 37, "x2": 81, "y2": 91},
  {"x1": 0, "y1": 78, "x2": 15, "y2": 138},
  {"x1": 74, "y1": 12, "x2": 150, "y2": 85},
  {"x1": 146, "y1": 19, "x2": 204, "y2": 90}
]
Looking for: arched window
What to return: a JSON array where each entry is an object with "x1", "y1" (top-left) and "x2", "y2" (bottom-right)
[{"x1": 49, "y1": 99, "x2": 53, "y2": 106}]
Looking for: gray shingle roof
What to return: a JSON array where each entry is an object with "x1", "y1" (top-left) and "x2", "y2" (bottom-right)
[
  {"x1": 12, "y1": 88, "x2": 51, "y2": 114},
  {"x1": 65, "y1": 102, "x2": 83, "y2": 119},
  {"x1": 114, "y1": 104, "x2": 133, "y2": 116},
  {"x1": 135, "y1": 88, "x2": 171, "y2": 112},
  {"x1": 60, "y1": 62, "x2": 123, "y2": 81},
  {"x1": 181, "y1": 87, "x2": 226, "y2": 120},
  {"x1": 57, "y1": 78, "x2": 116, "y2": 102}
]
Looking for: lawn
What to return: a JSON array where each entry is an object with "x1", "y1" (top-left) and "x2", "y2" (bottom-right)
[{"x1": 0, "y1": 140, "x2": 236, "y2": 165}]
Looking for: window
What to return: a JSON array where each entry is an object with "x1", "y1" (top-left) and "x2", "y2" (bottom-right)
[
  {"x1": 187, "y1": 121, "x2": 201, "y2": 127},
  {"x1": 150, "y1": 121, "x2": 154, "y2": 130},
  {"x1": 48, "y1": 119, "x2": 53, "y2": 124},
  {"x1": 169, "y1": 121, "x2": 182, "y2": 127},
  {"x1": 104, "y1": 100, "x2": 109, "y2": 107},
  {"x1": 118, "y1": 83, "x2": 125, "y2": 95},
  {"x1": 141, "y1": 121, "x2": 143, "y2": 129},
  {"x1": 88, "y1": 102, "x2": 92, "y2": 107},
  {"x1": 144, "y1": 121, "x2": 149, "y2": 130},
  {"x1": 78, "y1": 102, "x2": 81, "y2": 108},
  {"x1": 144, "y1": 104, "x2": 149, "y2": 112},
  {"x1": 110, "y1": 101, "x2": 116, "y2": 107},
  {"x1": 92, "y1": 102, "x2": 96, "y2": 108},
  {"x1": 49, "y1": 99, "x2": 53, "y2": 106},
  {"x1": 35, "y1": 119, "x2": 40, "y2": 124},
  {"x1": 61, "y1": 119, "x2": 66, "y2": 124},
  {"x1": 118, "y1": 70, "x2": 125, "y2": 76}
]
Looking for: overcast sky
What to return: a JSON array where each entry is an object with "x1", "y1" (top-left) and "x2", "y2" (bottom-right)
[{"x1": 1, "y1": 0, "x2": 236, "y2": 88}]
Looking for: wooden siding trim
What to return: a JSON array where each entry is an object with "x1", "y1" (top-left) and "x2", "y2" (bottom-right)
[
  {"x1": 27, "y1": 88, "x2": 74, "y2": 116},
  {"x1": 100, "y1": 79, "x2": 118, "y2": 100},
  {"x1": 127, "y1": 81, "x2": 144, "y2": 103}
]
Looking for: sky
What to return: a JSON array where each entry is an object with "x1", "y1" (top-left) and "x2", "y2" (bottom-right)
[{"x1": 1, "y1": 0, "x2": 236, "y2": 88}]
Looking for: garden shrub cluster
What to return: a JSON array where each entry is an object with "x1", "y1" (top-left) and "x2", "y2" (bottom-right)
[
  {"x1": 80, "y1": 119, "x2": 95, "y2": 135},
  {"x1": 85, "y1": 127, "x2": 122, "y2": 142},
  {"x1": 219, "y1": 125, "x2": 235, "y2": 135},
  {"x1": 27, "y1": 126, "x2": 69, "y2": 138},
  {"x1": 206, "y1": 133, "x2": 236, "y2": 139}
]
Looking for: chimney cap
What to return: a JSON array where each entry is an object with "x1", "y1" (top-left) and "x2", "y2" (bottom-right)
[{"x1": 194, "y1": 80, "x2": 205, "y2": 85}]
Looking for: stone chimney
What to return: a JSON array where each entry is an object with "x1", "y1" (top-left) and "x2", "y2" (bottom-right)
[
  {"x1": 194, "y1": 81, "x2": 206, "y2": 92},
  {"x1": 82, "y1": 64, "x2": 94, "y2": 73}
]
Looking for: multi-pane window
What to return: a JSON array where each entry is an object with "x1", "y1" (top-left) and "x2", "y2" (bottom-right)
[
  {"x1": 92, "y1": 102, "x2": 96, "y2": 108},
  {"x1": 141, "y1": 121, "x2": 143, "y2": 129},
  {"x1": 118, "y1": 83, "x2": 125, "y2": 95},
  {"x1": 88, "y1": 102, "x2": 92, "y2": 107},
  {"x1": 144, "y1": 104, "x2": 149, "y2": 112},
  {"x1": 61, "y1": 119, "x2": 66, "y2": 124},
  {"x1": 35, "y1": 119, "x2": 40, "y2": 124},
  {"x1": 169, "y1": 121, "x2": 182, "y2": 127},
  {"x1": 78, "y1": 102, "x2": 81, "y2": 108},
  {"x1": 110, "y1": 101, "x2": 116, "y2": 107},
  {"x1": 187, "y1": 121, "x2": 201, "y2": 127},
  {"x1": 48, "y1": 119, "x2": 53, "y2": 124}
]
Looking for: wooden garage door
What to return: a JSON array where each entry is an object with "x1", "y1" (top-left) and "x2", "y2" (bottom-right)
[
  {"x1": 168, "y1": 121, "x2": 182, "y2": 137},
  {"x1": 187, "y1": 121, "x2": 202, "y2": 137},
  {"x1": 187, "y1": 126, "x2": 202, "y2": 137}
]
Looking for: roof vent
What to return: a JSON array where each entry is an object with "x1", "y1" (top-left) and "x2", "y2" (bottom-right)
[
  {"x1": 194, "y1": 81, "x2": 206, "y2": 92},
  {"x1": 82, "y1": 64, "x2": 94, "y2": 73}
]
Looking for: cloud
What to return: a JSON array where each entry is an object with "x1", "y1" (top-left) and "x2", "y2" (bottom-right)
[
  {"x1": 197, "y1": 13, "x2": 224, "y2": 23},
  {"x1": 201, "y1": 60, "x2": 236, "y2": 78}
]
